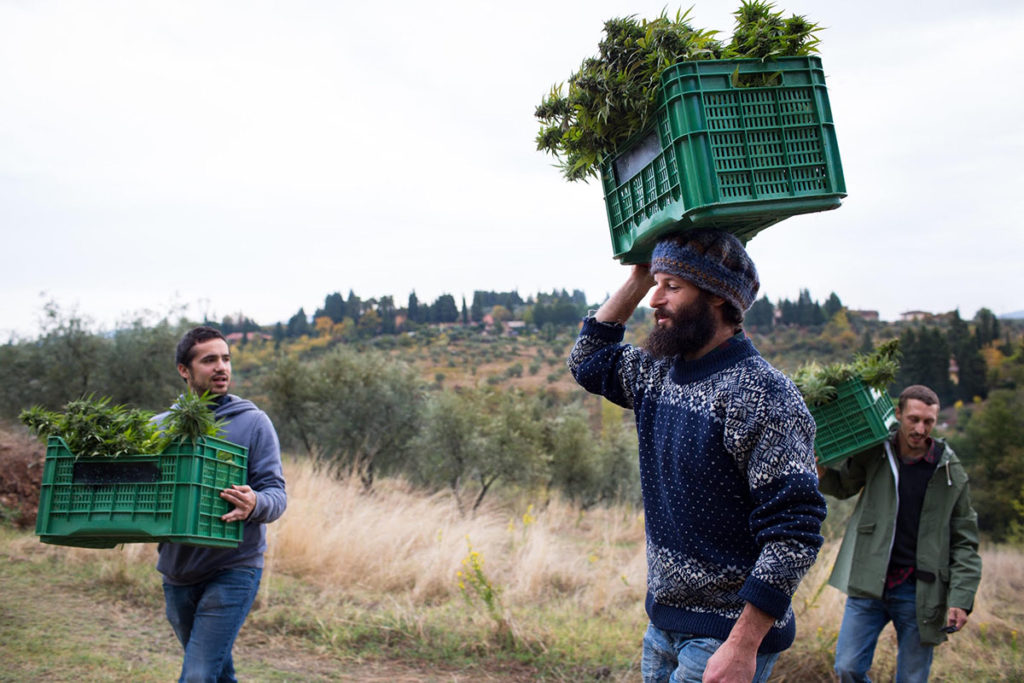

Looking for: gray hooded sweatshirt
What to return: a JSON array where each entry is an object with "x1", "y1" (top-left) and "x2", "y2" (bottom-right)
[{"x1": 155, "y1": 394, "x2": 287, "y2": 585}]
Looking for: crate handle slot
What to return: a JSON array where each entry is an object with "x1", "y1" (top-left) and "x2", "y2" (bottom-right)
[{"x1": 72, "y1": 461, "x2": 161, "y2": 485}]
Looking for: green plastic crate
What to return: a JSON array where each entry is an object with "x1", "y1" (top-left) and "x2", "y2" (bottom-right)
[
  {"x1": 36, "y1": 435, "x2": 247, "y2": 549},
  {"x1": 602, "y1": 56, "x2": 846, "y2": 264},
  {"x1": 809, "y1": 378, "x2": 896, "y2": 466}
]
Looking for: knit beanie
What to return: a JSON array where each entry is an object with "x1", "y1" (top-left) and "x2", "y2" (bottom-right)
[{"x1": 649, "y1": 229, "x2": 760, "y2": 312}]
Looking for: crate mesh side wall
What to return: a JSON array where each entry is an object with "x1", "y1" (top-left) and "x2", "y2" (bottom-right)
[
  {"x1": 812, "y1": 383, "x2": 895, "y2": 462},
  {"x1": 39, "y1": 439, "x2": 246, "y2": 545}
]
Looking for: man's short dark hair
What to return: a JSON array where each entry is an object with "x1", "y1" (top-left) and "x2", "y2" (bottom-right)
[
  {"x1": 898, "y1": 384, "x2": 940, "y2": 412},
  {"x1": 176, "y1": 326, "x2": 227, "y2": 368}
]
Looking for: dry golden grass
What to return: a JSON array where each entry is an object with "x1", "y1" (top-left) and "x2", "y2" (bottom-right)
[
  {"x1": 270, "y1": 457, "x2": 648, "y2": 613},
  {"x1": 270, "y1": 457, "x2": 1024, "y2": 680},
  {"x1": 12, "y1": 455, "x2": 1020, "y2": 679}
]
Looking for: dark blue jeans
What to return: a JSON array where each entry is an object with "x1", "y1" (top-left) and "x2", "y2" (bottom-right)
[
  {"x1": 163, "y1": 567, "x2": 262, "y2": 683},
  {"x1": 641, "y1": 623, "x2": 779, "y2": 683},
  {"x1": 834, "y1": 580, "x2": 934, "y2": 683}
]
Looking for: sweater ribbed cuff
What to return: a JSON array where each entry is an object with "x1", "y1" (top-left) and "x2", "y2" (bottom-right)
[
  {"x1": 581, "y1": 316, "x2": 625, "y2": 342},
  {"x1": 738, "y1": 576, "x2": 792, "y2": 621}
]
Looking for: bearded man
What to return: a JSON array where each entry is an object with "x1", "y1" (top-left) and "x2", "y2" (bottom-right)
[{"x1": 568, "y1": 229, "x2": 826, "y2": 683}]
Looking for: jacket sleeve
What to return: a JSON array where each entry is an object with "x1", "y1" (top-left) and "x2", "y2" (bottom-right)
[
  {"x1": 817, "y1": 446, "x2": 877, "y2": 499},
  {"x1": 567, "y1": 317, "x2": 656, "y2": 410},
  {"x1": 947, "y1": 482, "x2": 982, "y2": 612},
  {"x1": 246, "y1": 411, "x2": 287, "y2": 525}
]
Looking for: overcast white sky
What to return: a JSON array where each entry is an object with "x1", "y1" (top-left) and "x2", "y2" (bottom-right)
[{"x1": 2, "y1": 0, "x2": 1022, "y2": 338}]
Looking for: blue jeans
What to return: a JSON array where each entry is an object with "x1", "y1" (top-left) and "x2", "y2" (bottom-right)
[
  {"x1": 163, "y1": 567, "x2": 262, "y2": 683},
  {"x1": 834, "y1": 581, "x2": 934, "y2": 683},
  {"x1": 641, "y1": 623, "x2": 779, "y2": 683}
]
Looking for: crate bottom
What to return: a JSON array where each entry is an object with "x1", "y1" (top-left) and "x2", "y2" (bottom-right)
[
  {"x1": 613, "y1": 195, "x2": 843, "y2": 264},
  {"x1": 816, "y1": 435, "x2": 889, "y2": 468},
  {"x1": 38, "y1": 534, "x2": 240, "y2": 549}
]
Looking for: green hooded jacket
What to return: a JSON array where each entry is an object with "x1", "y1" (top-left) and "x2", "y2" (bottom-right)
[{"x1": 818, "y1": 434, "x2": 982, "y2": 645}]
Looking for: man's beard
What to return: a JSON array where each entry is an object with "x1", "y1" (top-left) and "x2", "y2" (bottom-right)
[{"x1": 644, "y1": 293, "x2": 716, "y2": 359}]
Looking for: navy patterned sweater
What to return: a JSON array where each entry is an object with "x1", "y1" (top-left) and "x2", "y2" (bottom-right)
[{"x1": 569, "y1": 318, "x2": 826, "y2": 653}]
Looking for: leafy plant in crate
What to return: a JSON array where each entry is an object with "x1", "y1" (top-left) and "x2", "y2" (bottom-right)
[
  {"x1": 20, "y1": 390, "x2": 226, "y2": 456},
  {"x1": 29, "y1": 390, "x2": 245, "y2": 548},
  {"x1": 157, "y1": 389, "x2": 226, "y2": 449},
  {"x1": 535, "y1": 2, "x2": 824, "y2": 182},
  {"x1": 19, "y1": 395, "x2": 161, "y2": 458},
  {"x1": 794, "y1": 340, "x2": 903, "y2": 465},
  {"x1": 792, "y1": 339, "x2": 901, "y2": 407}
]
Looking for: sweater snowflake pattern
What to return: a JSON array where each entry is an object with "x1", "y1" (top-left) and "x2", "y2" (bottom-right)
[{"x1": 568, "y1": 318, "x2": 826, "y2": 652}]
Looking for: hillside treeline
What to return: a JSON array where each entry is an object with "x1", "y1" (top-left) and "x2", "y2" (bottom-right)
[{"x1": 3, "y1": 294, "x2": 1023, "y2": 538}]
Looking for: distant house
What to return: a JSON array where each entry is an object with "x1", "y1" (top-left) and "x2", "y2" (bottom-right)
[
  {"x1": 849, "y1": 310, "x2": 880, "y2": 322},
  {"x1": 225, "y1": 331, "x2": 272, "y2": 342},
  {"x1": 900, "y1": 310, "x2": 934, "y2": 322}
]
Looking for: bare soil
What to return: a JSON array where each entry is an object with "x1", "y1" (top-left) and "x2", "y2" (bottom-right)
[{"x1": 0, "y1": 424, "x2": 44, "y2": 529}]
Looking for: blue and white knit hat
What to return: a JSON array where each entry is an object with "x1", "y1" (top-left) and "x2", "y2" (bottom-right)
[{"x1": 650, "y1": 229, "x2": 760, "y2": 313}]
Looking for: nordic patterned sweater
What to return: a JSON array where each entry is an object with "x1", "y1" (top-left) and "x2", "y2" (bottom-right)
[{"x1": 568, "y1": 318, "x2": 826, "y2": 653}]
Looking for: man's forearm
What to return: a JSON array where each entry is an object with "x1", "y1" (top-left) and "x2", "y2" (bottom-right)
[
  {"x1": 704, "y1": 602, "x2": 775, "y2": 682},
  {"x1": 594, "y1": 265, "x2": 654, "y2": 325},
  {"x1": 727, "y1": 602, "x2": 775, "y2": 650}
]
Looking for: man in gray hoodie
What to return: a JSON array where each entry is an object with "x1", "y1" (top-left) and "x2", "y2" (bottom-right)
[{"x1": 156, "y1": 325, "x2": 287, "y2": 683}]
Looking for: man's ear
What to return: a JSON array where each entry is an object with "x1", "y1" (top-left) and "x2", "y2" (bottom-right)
[
  {"x1": 177, "y1": 363, "x2": 190, "y2": 383},
  {"x1": 707, "y1": 295, "x2": 725, "y2": 309}
]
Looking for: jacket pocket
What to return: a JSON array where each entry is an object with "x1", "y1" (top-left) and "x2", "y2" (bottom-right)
[{"x1": 857, "y1": 522, "x2": 876, "y2": 534}]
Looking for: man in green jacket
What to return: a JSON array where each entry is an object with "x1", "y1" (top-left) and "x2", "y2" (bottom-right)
[{"x1": 817, "y1": 384, "x2": 981, "y2": 683}]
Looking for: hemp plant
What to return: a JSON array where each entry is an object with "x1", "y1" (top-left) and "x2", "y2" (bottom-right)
[
  {"x1": 535, "y1": 2, "x2": 823, "y2": 182},
  {"x1": 793, "y1": 339, "x2": 902, "y2": 407},
  {"x1": 20, "y1": 395, "x2": 161, "y2": 458},
  {"x1": 158, "y1": 390, "x2": 225, "y2": 448}
]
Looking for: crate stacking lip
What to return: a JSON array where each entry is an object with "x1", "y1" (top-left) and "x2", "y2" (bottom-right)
[
  {"x1": 809, "y1": 378, "x2": 896, "y2": 466},
  {"x1": 36, "y1": 435, "x2": 247, "y2": 549},
  {"x1": 602, "y1": 56, "x2": 846, "y2": 264}
]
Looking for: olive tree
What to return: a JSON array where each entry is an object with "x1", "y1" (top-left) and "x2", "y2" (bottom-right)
[{"x1": 263, "y1": 346, "x2": 425, "y2": 488}]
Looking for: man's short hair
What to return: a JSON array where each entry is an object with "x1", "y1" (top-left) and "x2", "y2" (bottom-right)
[
  {"x1": 720, "y1": 300, "x2": 744, "y2": 327},
  {"x1": 898, "y1": 384, "x2": 940, "y2": 411},
  {"x1": 175, "y1": 326, "x2": 227, "y2": 368}
]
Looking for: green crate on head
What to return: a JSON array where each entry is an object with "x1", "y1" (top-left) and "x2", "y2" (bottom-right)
[
  {"x1": 809, "y1": 378, "x2": 896, "y2": 467},
  {"x1": 602, "y1": 56, "x2": 846, "y2": 264},
  {"x1": 36, "y1": 435, "x2": 247, "y2": 549}
]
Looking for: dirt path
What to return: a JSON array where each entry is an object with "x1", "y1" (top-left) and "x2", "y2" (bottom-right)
[{"x1": 0, "y1": 535, "x2": 540, "y2": 682}]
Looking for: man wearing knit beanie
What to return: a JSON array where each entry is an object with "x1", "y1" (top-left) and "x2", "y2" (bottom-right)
[{"x1": 568, "y1": 228, "x2": 825, "y2": 683}]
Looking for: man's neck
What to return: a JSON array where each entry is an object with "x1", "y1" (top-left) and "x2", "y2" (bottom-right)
[
  {"x1": 683, "y1": 326, "x2": 741, "y2": 361},
  {"x1": 896, "y1": 435, "x2": 931, "y2": 463}
]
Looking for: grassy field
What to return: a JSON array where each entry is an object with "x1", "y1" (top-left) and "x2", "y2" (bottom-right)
[{"x1": 3, "y1": 456, "x2": 1023, "y2": 681}]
